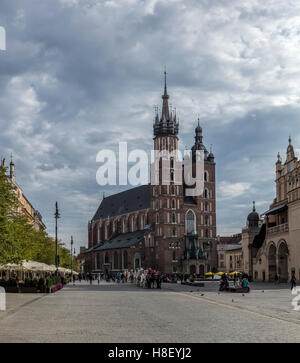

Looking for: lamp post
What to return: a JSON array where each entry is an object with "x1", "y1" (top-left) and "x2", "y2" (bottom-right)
[
  {"x1": 74, "y1": 248, "x2": 76, "y2": 277},
  {"x1": 54, "y1": 202, "x2": 60, "y2": 274},
  {"x1": 71, "y1": 236, "x2": 74, "y2": 281}
]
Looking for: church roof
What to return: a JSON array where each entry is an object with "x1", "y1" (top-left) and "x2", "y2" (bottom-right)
[
  {"x1": 218, "y1": 236, "x2": 242, "y2": 244},
  {"x1": 263, "y1": 202, "x2": 287, "y2": 216},
  {"x1": 92, "y1": 184, "x2": 150, "y2": 221},
  {"x1": 226, "y1": 243, "x2": 242, "y2": 252},
  {"x1": 92, "y1": 225, "x2": 152, "y2": 252}
]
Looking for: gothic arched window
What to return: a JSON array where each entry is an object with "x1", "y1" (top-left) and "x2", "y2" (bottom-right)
[
  {"x1": 96, "y1": 253, "x2": 100, "y2": 270},
  {"x1": 123, "y1": 251, "x2": 128, "y2": 269},
  {"x1": 204, "y1": 171, "x2": 209, "y2": 182},
  {"x1": 114, "y1": 251, "x2": 118, "y2": 270},
  {"x1": 186, "y1": 210, "x2": 196, "y2": 234},
  {"x1": 105, "y1": 224, "x2": 108, "y2": 240},
  {"x1": 172, "y1": 199, "x2": 176, "y2": 209},
  {"x1": 98, "y1": 226, "x2": 101, "y2": 243},
  {"x1": 172, "y1": 213, "x2": 176, "y2": 223},
  {"x1": 170, "y1": 157, "x2": 174, "y2": 169}
]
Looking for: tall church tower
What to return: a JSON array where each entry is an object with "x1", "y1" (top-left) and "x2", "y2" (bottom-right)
[
  {"x1": 151, "y1": 72, "x2": 184, "y2": 272},
  {"x1": 149, "y1": 73, "x2": 217, "y2": 274}
]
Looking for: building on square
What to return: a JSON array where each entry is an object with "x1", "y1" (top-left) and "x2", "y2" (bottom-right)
[
  {"x1": 217, "y1": 234, "x2": 242, "y2": 272},
  {"x1": 76, "y1": 246, "x2": 87, "y2": 274},
  {"x1": 1, "y1": 157, "x2": 46, "y2": 231},
  {"x1": 86, "y1": 74, "x2": 217, "y2": 275},
  {"x1": 241, "y1": 137, "x2": 300, "y2": 282}
]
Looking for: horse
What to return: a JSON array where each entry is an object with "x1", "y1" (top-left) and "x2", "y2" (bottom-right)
[{"x1": 146, "y1": 273, "x2": 162, "y2": 289}]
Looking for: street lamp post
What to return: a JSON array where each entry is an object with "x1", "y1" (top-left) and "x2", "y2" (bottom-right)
[
  {"x1": 54, "y1": 202, "x2": 60, "y2": 274},
  {"x1": 71, "y1": 236, "x2": 73, "y2": 282}
]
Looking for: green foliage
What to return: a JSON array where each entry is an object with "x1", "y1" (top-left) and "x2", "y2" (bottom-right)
[
  {"x1": 46, "y1": 275, "x2": 61, "y2": 288},
  {"x1": 24, "y1": 277, "x2": 38, "y2": 288},
  {"x1": 0, "y1": 165, "x2": 21, "y2": 264},
  {"x1": 38, "y1": 277, "x2": 45, "y2": 290},
  {"x1": 2, "y1": 278, "x2": 18, "y2": 287},
  {"x1": 0, "y1": 165, "x2": 78, "y2": 269},
  {"x1": 0, "y1": 279, "x2": 6, "y2": 287}
]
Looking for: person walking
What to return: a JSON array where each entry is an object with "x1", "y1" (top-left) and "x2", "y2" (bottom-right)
[
  {"x1": 274, "y1": 274, "x2": 279, "y2": 285},
  {"x1": 291, "y1": 271, "x2": 297, "y2": 290},
  {"x1": 89, "y1": 273, "x2": 93, "y2": 285}
]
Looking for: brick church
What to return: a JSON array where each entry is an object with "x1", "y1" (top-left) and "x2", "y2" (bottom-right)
[{"x1": 86, "y1": 74, "x2": 217, "y2": 275}]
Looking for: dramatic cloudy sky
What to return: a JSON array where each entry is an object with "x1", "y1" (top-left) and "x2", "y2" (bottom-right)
[{"x1": 1, "y1": 0, "x2": 300, "y2": 251}]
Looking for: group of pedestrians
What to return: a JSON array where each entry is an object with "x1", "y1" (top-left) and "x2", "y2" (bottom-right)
[
  {"x1": 80, "y1": 269, "x2": 163, "y2": 288},
  {"x1": 80, "y1": 271, "x2": 135, "y2": 284}
]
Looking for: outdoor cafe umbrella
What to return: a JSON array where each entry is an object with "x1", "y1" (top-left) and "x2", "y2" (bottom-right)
[
  {"x1": 216, "y1": 272, "x2": 225, "y2": 276},
  {"x1": 204, "y1": 272, "x2": 214, "y2": 276},
  {"x1": 229, "y1": 271, "x2": 240, "y2": 275},
  {"x1": 1, "y1": 263, "x2": 23, "y2": 271}
]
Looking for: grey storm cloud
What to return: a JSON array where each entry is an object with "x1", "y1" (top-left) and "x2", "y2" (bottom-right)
[{"x1": 1, "y1": 0, "x2": 300, "y2": 248}]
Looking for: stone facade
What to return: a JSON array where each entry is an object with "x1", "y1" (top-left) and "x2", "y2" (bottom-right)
[
  {"x1": 217, "y1": 235, "x2": 242, "y2": 272},
  {"x1": 86, "y1": 74, "x2": 217, "y2": 274},
  {"x1": 224, "y1": 245, "x2": 243, "y2": 273},
  {"x1": 242, "y1": 138, "x2": 300, "y2": 282},
  {"x1": 76, "y1": 246, "x2": 87, "y2": 274}
]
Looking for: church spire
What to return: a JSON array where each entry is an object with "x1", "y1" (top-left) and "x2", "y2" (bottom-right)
[
  {"x1": 161, "y1": 70, "x2": 170, "y2": 121},
  {"x1": 153, "y1": 71, "x2": 179, "y2": 137},
  {"x1": 194, "y1": 119, "x2": 204, "y2": 146},
  {"x1": 286, "y1": 135, "x2": 295, "y2": 162}
]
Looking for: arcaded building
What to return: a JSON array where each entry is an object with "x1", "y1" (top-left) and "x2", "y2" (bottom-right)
[
  {"x1": 86, "y1": 74, "x2": 217, "y2": 275},
  {"x1": 242, "y1": 138, "x2": 300, "y2": 282}
]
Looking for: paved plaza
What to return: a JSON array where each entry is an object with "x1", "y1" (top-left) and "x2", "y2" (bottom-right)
[{"x1": 0, "y1": 281, "x2": 300, "y2": 343}]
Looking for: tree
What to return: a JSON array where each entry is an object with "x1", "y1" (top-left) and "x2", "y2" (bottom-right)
[
  {"x1": 0, "y1": 164, "x2": 21, "y2": 264},
  {"x1": 0, "y1": 165, "x2": 78, "y2": 269}
]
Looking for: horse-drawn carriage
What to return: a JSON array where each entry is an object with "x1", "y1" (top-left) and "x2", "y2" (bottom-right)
[{"x1": 135, "y1": 269, "x2": 162, "y2": 289}]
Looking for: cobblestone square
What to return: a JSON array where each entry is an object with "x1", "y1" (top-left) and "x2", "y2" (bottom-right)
[{"x1": 0, "y1": 281, "x2": 300, "y2": 343}]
